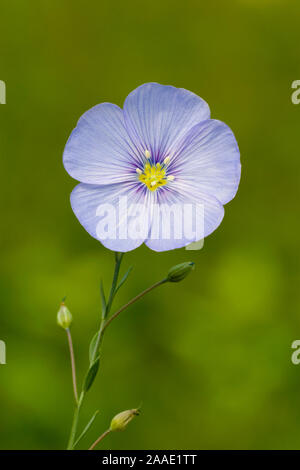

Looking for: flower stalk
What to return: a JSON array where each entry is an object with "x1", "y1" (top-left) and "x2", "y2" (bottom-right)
[
  {"x1": 66, "y1": 328, "x2": 78, "y2": 404},
  {"x1": 63, "y1": 254, "x2": 195, "y2": 450},
  {"x1": 88, "y1": 429, "x2": 111, "y2": 450},
  {"x1": 67, "y1": 392, "x2": 84, "y2": 450},
  {"x1": 102, "y1": 277, "x2": 167, "y2": 333},
  {"x1": 91, "y1": 252, "x2": 124, "y2": 364},
  {"x1": 66, "y1": 252, "x2": 126, "y2": 449}
]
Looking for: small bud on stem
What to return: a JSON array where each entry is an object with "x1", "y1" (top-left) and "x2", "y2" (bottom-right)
[
  {"x1": 167, "y1": 262, "x2": 195, "y2": 283},
  {"x1": 110, "y1": 408, "x2": 140, "y2": 432},
  {"x1": 57, "y1": 303, "x2": 73, "y2": 330}
]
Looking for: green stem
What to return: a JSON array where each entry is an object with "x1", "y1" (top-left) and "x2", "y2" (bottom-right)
[
  {"x1": 66, "y1": 328, "x2": 78, "y2": 404},
  {"x1": 106, "y1": 252, "x2": 124, "y2": 317},
  {"x1": 66, "y1": 252, "x2": 123, "y2": 449},
  {"x1": 66, "y1": 254, "x2": 167, "y2": 450},
  {"x1": 88, "y1": 428, "x2": 111, "y2": 450},
  {"x1": 91, "y1": 252, "x2": 124, "y2": 363},
  {"x1": 67, "y1": 392, "x2": 84, "y2": 450},
  {"x1": 102, "y1": 278, "x2": 167, "y2": 333}
]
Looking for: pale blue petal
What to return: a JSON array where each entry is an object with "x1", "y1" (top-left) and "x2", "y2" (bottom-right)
[
  {"x1": 145, "y1": 186, "x2": 224, "y2": 252},
  {"x1": 70, "y1": 182, "x2": 154, "y2": 252},
  {"x1": 63, "y1": 103, "x2": 139, "y2": 185},
  {"x1": 123, "y1": 83, "x2": 210, "y2": 161},
  {"x1": 170, "y1": 119, "x2": 241, "y2": 205}
]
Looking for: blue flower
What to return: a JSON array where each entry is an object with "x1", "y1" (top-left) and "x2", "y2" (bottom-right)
[{"x1": 63, "y1": 83, "x2": 241, "y2": 252}]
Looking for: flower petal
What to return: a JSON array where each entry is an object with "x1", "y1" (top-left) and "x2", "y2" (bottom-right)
[
  {"x1": 70, "y1": 182, "x2": 154, "y2": 252},
  {"x1": 123, "y1": 83, "x2": 210, "y2": 161},
  {"x1": 63, "y1": 103, "x2": 139, "y2": 185},
  {"x1": 170, "y1": 119, "x2": 241, "y2": 205},
  {"x1": 145, "y1": 186, "x2": 224, "y2": 252}
]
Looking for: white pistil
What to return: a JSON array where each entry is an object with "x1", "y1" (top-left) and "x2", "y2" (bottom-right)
[
  {"x1": 136, "y1": 168, "x2": 142, "y2": 174},
  {"x1": 150, "y1": 180, "x2": 157, "y2": 187},
  {"x1": 167, "y1": 175, "x2": 175, "y2": 181},
  {"x1": 144, "y1": 149, "x2": 151, "y2": 159},
  {"x1": 164, "y1": 156, "x2": 170, "y2": 165}
]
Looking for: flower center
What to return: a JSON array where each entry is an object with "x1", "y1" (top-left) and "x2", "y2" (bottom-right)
[
  {"x1": 136, "y1": 150, "x2": 175, "y2": 192},
  {"x1": 138, "y1": 162, "x2": 167, "y2": 192}
]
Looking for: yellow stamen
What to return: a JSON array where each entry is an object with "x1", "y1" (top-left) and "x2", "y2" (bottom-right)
[
  {"x1": 164, "y1": 156, "x2": 171, "y2": 165},
  {"x1": 167, "y1": 175, "x2": 175, "y2": 181},
  {"x1": 136, "y1": 168, "x2": 142, "y2": 174},
  {"x1": 138, "y1": 162, "x2": 168, "y2": 192},
  {"x1": 144, "y1": 149, "x2": 151, "y2": 159}
]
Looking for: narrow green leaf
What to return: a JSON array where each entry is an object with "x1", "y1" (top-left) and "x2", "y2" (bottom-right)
[
  {"x1": 83, "y1": 357, "x2": 100, "y2": 392},
  {"x1": 115, "y1": 266, "x2": 133, "y2": 295},
  {"x1": 73, "y1": 410, "x2": 99, "y2": 449},
  {"x1": 89, "y1": 332, "x2": 99, "y2": 364},
  {"x1": 100, "y1": 280, "x2": 106, "y2": 317}
]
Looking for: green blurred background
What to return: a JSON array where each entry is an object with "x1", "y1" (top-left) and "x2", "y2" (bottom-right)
[{"x1": 0, "y1": 0, "x2": 300, "y2": 450}]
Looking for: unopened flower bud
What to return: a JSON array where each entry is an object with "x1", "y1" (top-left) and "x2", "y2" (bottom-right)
[
  {"x1": 110, "y1": 408, "x2": 139, "y2": 432},
  {"x1": 57, "y1": 303, "x2": 72, "y2": 329},
  {"x1": 167, "y1": 262, "x2": 195, "y2": 283}
]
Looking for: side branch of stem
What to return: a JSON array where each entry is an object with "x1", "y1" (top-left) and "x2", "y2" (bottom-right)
[
  {"x1": 89, "y1": 429, "x2": 111, "y2": 450},
  {"x1": 66, "y1": 252, "x2": 168, "y2": 450},
  {"x1": 66, "y1": 328, "x2": 78, "y2": 404},
  {"x1": 102, "y1": 278, "x2": 167, "y2": 333}
]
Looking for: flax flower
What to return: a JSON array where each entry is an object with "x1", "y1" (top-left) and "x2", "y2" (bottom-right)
[{"x1": 63, "y1": 83, "x2": 241, "y2": 252}]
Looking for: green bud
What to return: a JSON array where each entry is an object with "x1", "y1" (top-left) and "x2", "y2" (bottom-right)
[
  {"x1": 57, "y1": 303, "x2": 72, "y2": 329},
  {"x1": 167, "y1": 262, "x2": 195, "y2": 283},
  {"x1": 110, "y1": 408, "x2": 140, "y2": 432}
]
